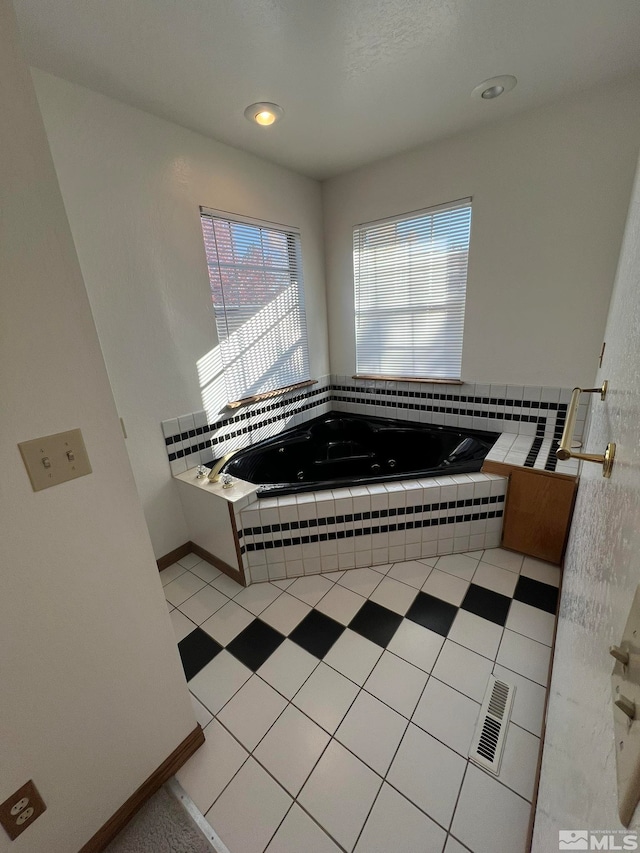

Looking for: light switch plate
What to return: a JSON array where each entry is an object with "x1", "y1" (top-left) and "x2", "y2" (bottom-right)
[{"x1": 18, "y1": 428, "x2": 92, "y2": 491}]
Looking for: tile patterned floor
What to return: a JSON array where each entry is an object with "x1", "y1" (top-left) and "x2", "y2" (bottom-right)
[{"x1": 165, "y1": 548, "x2": 560, "y2": 853}]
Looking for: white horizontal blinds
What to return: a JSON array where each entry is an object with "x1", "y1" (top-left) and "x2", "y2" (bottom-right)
[
  {"x1": 354, "y1": 200, "x2": 472, "y2": 380},
  {"x1": 200, "y1": 212, "x2": 310, "y2": 403}
]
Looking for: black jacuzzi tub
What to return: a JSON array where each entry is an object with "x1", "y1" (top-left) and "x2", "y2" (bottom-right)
[{"x1": 209, "y1": 413, "x2": 499, "y2": 497}]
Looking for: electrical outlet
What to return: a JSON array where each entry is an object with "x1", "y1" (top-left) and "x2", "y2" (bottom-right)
[{"x1": 0, "y1": 781, "x2": 46, "y2": 840}]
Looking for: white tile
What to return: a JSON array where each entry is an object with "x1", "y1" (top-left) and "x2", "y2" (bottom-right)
[
  {"x1": 506, "y1": 600, "x2": 555, "y2": 646},
  {"x1": 255, "y1": 704, "x2": 330, "y2": 795},
  {"x1": 338, "y1": 567, "x2": 384, "y2": 597},
  {"x1": 364, "y1": 651, "x2": 428, "y2": 718},
  {"x1": 217, "y1": 675, "x2": 287, "y2": 750},
  {"x1": 324, "y1": 570, "x2": 345, "y2": 581},
  {"x1": 200, "y1": 600, "x2": 254, "y2": 646},
  {"x1": 233, "y1": 581, "x2": 283, "y2": 615},
  {"x1": 387, "y1": 620, "x2": 444, "y2": 673},
  {"x1": 337, "y1": 690, "x2": 407, "y2": 776},
  {"x1": 189, "y1": 650, "x2": 252, "y2": 714},
  {"x1": 178, "y1": 552, "x2": 203, "y2": 570},
  {"x1": 387, "y1": 560, "x2": 433, "y2": 589},
  {"x1": 160, "y1": 562, "x2": 187, "y2": 586},
  {"x1": 472, "y1": 562, "x2": 518, "y2": 597},
  {"x1": 169, "y1": 608, "x2": 197, "y2": 643},
  {"x1": 288, "y1": 574, "x2": 336, "y2": 606},
  {"x1": 496, "y1": 723, "x2": 540, "y2": 801},
  {"x1": 260, "y1": 591, "x2": 312, "y2": 634},
  {"x1": 164, "y1": 571, "x2": 207, "y2": 606},
  {"x1": 189, "y1": 692, "x2": 213, "y2": 729},
  {"x1": 493, "y1": 664, "x2": 547, "y2": 736},
  {"x1": 444, "y1": 837, "x2": 471, "y2": 853},
  {"x1": 189, "y1": 561, "x2": 223, "y2": 583},
  {"x1": 412, "y1": 678, "x2": 480, "y2": 756},
  {"x1": 293, "y1": 662, "x2": 359, "y2": 733},
  {"x1": 324, "y1": 629, "x2": 382, "y2": 685},
  {"x1": 421, "y1": 569, "x2": 469, "y2": 606},
  {"x1": 355, "y1": 783, "x2": 447, "y2": 853},
  {"x1": 178, "y1": 584, "x2": 229, "y2": 625},
  {"x1": 315, "y1": 584, "x2": 367, "y2": 625},
  {"x1": 369, "y1": 577, "x2": 418, "y2": 615},
  {"x1": 273, "y1": 577, "x2": 296, "y2": 590},
  {"x1": 266, "y1": 804, "x2": 341, "y2": 853},
  {"x1": 207, "y1": 757, "x2": 292, "y2": 853},
  {"x1": 450, "y1": 764, "x2": 530, "y2": 853},
  {"x1": 521, "y1": 556, "x2": 561, "y2": 587},
  {"x1": 370, "y1": 563, "x2": 392, "y2": 575},
  {"x1": 258, "y1": 639, "x2": 318, "y2": 700},
  {"x1": 481, "y1": 548, "x2": 524, "y2": 574},
  {"x1": 387, "y1": 724, "x2": 466, "y2": 828},
  {"x1": 432, "y1": 641, "x2": 494, "y2": 702},
  {"x1": 496, "y1": 630, "x2": 551, "y2": 686},
  {"x1": 211, "y1": 572, "x2": 245, "y2": 597},
  {"x1": 299, "y1": 740, "x2": 382, "y2": 853},
  {"x1": 447, "y1": 610, "x2": 503, "y2": 660},
  {"x1": 176, "y1": 719, "x2": 248, "y2": 814},
  {"x1": 435, "y1": 554, "x2": 479, "y2": 582}
]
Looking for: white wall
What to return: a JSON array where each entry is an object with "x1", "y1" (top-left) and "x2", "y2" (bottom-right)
[
  {"x1": 323, "y1": 75, "x2": 640, "y2": 388},
  {"x1": 32, "y1": 69, "x2": 329, "y2": 559},
  {"x1": 0, "y1": 3, "x2": 196, "y2": 850},
  {"x1": 533, "y1": 153, "x2": 640, "y2": 843}
]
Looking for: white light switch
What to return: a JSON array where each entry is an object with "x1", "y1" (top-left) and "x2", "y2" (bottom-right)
[{"x1": 18, "y1": 429, "x2": 92, "y2": 491}]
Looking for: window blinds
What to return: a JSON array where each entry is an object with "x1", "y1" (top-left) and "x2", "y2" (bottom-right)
[
  {"x1": 353, "y1": 199, "x2": 472, "y2": 381},
  {"x1": 200, "y1": 210, "x2": 310, "y2": 404}
]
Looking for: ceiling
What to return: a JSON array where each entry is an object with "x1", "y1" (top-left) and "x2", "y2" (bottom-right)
[{"x1": 13, "y1": 0, "x2": 640, "y2": 179}]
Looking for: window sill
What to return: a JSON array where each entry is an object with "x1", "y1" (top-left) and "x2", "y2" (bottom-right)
[
  {"x1": 226, "y1": 379, "x2": 317, "y2": 409},
  {"x1": 352, "y1": 374, "x2": 463, "y2": 385}
]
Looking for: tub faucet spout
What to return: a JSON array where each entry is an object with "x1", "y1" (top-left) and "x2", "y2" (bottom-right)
[{"x1": 208, "y1": 451, "x2": 238, "y2": 483}]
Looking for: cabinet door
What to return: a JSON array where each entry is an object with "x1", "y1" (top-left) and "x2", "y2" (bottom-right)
[{"x1": 501, "y1": 468, "x2": 577, "y2": 565}]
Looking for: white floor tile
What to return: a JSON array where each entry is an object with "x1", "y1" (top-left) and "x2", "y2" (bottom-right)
[
  {"x1": 273, "y1": 578, "x2": 296, "y2": 590},
  {"x1": 323, "y1": 570, "x2": 346, "y2": 581},
  {"x1": 412, "y1": 678, "x2": 480, "y2": 756},
  {"x1": 481, "y1": 548, "x2": 524, "y2": 574},
  {"x1": 293, "y1": 662, "x2": 359, "y2": 733},
  {"x1": 464, "y1": 550, "x2": 485, "y2": 561},
  {"x1": 169, "y1": 609, "x2": 197, "y2": 643},
  {"x1": 336, "y1": 692, "x2": 407, "y2": 776},
  {"x1": 421, "y1": 569, "x2": 470, "y2": 606},
  {"x1": 160, "y1": 562, "x2": 187, "y2": 587},
  {"x1": 207, "y1": 757, "x2": 293, "y2": 853},
  {"x1": 492, "y1": 664, "x2": 547, "y2": 737},
  {"x1": 338, "y1": 567, "x2": 384, "y2": 597},
  {"x1": 387, "y1": 620, "x2": 444, "y2": 673},
  {"x1": 260, "y1": 591, "x2": 312, "y2": 634},
  {"x1": 299, "y1": 740, "x2": 382, "y2": 853},
  {"x1": 288, "y1": 574, "x2": 336, "y2": 606},
  {"x1": 164, "y1": 571, "x2": 207, "y2": 606},
  {"x1": 189, "y1": 561, "x2": 223, "y2": 583},
  {"x1": 521, "y1": 556, "x2": 561, "y2": 587},
  {"x1": 200, "y1": 600, "x2": 254, "y2": 646},
  {"x1": 369, "y1": 577, "x2": 418, "y2": 615},
  {"x1": 471, "y1": 562, "x2": 519, "y2": 597},
  {"x1": 354, "y1": 783, "x2": 447, "y2": 853},
  {"x1": 387, "y1": 723, "x2": 466, "y2": 828},
  {"x1": 324, "y1": 629, "x2": 382, "y2": 685},
  {"x1": 435, "y1": 554, "x2": 479, "y2": 582},
  {"x1": 217, "y1": 675, "x2": 288, "y2": 750},
  {"x1": 189, "y1": 692, "x2": 213, "y2": 729},
  {"x1": 364, "y1": 651, "x2": 428, "y2": 718},
  {"x1": 432, "y1": 641, "x2": 494, "y2": 702},
  {"x1": 255, "y1": 704, "x2": 330, "y2": 795},
  {"x1": 233, "y1": 581, "x2": 283, "y2": 615},
  {"x1": 450, "y1": 764, "x2": 530, "y2": 853},
  {"x1": 417, "y1": 556, "x2": 439, "y2": 567},
  {"x1": 496, "y1": 722, "x2": 540, "y2": 802},
  {"x1": 447, "y1": 610, "x2": 503, "y2": 660},
  {"x1": 189, "y1": 650, "x2": 252, "y2": 714},
  {"x1": 178, "y1": 584, "x2": 229, "y2": 625},
  {"x1": 506, "y1": 600, "x2": 555, "y2": 646},
  {"x1": 258, "y1": 638, "x2": 318, "y2": 700},
  {"x1": 315, "y1": 584, "x2": 367, "y2": 625},
  {"x1": 370, "y1": 563, "x2": 392, "y2": 575},
  {"x1": 387, "y1": 560, "x2": 433, "y2": 589},
  {"x1": 178, "y1": 552, "x2": 203, "y2": 570},
  {"x1": 265, "y1": 804, "x2": 341, "y2": 853},
  {"x1": 211, "y1": 572, "x2": 245, "y2": 597},
  {"x1": 176, "y1": 719, "x2": 248, "y2": 814},
  {"x1": 496, "y1": 630, "x2": 551, "y2": 686},
  {"x1": 444, "y1": 836, "x2": 471, "y2": 853}
]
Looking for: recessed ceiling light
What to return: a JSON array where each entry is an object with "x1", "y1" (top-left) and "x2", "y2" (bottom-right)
[
  {"x1": 244, "y1": 102, "x2": 284, "y2": 126},
  {"x1": 471, "y1": 75, "x2": 517, "y2": 101}
]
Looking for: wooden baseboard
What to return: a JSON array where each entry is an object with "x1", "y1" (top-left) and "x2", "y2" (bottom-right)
[
  {"x1": 78, "y1": 724, "x2": 204, "y2": 853},
  {"x1": 189, "y1": 541, "x2": 246, "y2": 587},
  {"x1": 157, "y1": 542, "x2": 192, "y2": 571}
]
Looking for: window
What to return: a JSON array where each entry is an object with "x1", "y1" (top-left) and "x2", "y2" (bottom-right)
[
  {"x1": 353, "y1": 198, "x2": 472, "y2": 381},
  {"x1": 200, "y1": 209, "x2": 310, "y2": 405}
]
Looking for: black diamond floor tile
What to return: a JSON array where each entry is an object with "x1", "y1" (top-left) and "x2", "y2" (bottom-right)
[
  {"x1": 226, "y1": 619, "x2": 285, "y2": 671},
  {"x1": 289, "y1": 609, "x2": 345, "y2": 658},
  {"x1": 513, "y1": 575, "x2": 559, "y2": 614},
  {"x1": 349, "y1": 599, "x2": 403, "y2": 648},
  {"x1": 405, "y1": 592, "x2": 458, "y2": 637},
  {"x1": 461, "y1": 584, "x2": 511, "y2": 626},
  {"x1": 178, "y1": 628, "x2": 223, "y2": 681}
]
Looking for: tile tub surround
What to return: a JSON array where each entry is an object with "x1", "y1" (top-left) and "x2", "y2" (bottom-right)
[{"x1": 170, "y1": 547, "x2": 560, "y2": 853}]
